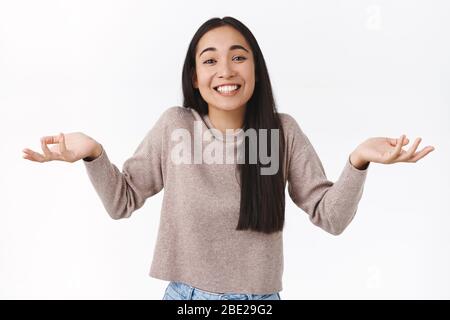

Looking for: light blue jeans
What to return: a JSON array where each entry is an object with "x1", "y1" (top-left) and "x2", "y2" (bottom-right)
[{"x1": 162, "y1": 281, "x2": 281, "y2": 300}]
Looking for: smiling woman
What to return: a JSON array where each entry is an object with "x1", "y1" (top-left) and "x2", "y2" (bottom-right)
[
  {"x1": 182, "y1": 18, "x2": 288, "y2": 238},
  {"x1": 192, "y1": 25, "x2": 256, "y2": 123},
  {"x1": 22, "y1": 16, "x2": 434, "y2": 301}
]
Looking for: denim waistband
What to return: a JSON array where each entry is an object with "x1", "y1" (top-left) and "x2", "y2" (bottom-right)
[{"x1": 163, "y1": 281, "x2": 281, "y2": 300}]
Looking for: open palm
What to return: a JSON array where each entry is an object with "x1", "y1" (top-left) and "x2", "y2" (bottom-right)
[
  {"x1": 22, "y1": 132, "x2": 100, "y2": 163},
  {"x1": 357, "y1": 135, "x2": 434, "y2": 164}
]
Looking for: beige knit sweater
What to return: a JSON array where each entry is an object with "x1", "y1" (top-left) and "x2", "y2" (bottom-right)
[{"x1": 83, "y1": 106, "x2": 369, "y2": 294}]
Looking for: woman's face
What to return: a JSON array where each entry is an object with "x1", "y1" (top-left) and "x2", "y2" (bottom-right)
[{"x1": 194, "y1": 25, "x2": 255, "y2": 114}]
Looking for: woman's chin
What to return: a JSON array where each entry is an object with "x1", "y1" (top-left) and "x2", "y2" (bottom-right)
[{"x1": 208, "y1": 103, "x2": 247, "y2": 113}]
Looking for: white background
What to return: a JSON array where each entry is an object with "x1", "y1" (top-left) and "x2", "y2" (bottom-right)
[{"x1": 1, "y1": 0, "x2": 449, "y2": 299}]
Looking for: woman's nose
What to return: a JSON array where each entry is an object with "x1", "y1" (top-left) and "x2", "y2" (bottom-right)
[{"x1": 218, "y1": 60, "x2": 235, "y2": 78}]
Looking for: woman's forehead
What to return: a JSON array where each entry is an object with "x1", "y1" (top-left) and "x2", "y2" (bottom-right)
[{"x1": 196, "y1": 26, "x2": 251, "y2": 56}]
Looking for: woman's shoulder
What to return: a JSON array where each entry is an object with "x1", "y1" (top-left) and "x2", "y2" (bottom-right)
[
  {"x1": 277, "y1": 112, "x2": 313, "y2": 155},
  {"x1": 277, "y1": 112, "x2": 305, "y2": 136},
  {"x1": 160, "y1": 105, "x2": 190, "y2": 120},
  {"x1": 156, "y1": 106, "x2": 195, "y2": 126}
]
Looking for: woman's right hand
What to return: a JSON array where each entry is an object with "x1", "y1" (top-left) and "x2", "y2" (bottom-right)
[{"x1": 22, "y1": 132, "x2": 102, "y2": 163}]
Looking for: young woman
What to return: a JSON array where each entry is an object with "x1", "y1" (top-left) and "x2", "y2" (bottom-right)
[{"x1": 22, "y1": 17, "x2": 434, "y2": 300}]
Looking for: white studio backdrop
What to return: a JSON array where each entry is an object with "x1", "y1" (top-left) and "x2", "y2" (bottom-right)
[{"x1": 0, "y1": 0, "x2": 449, "y2": 299}]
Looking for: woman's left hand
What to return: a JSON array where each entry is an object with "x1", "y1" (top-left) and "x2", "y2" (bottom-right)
[{"x1": 349, "y1": 134, "x2": 435, "y2": 170}]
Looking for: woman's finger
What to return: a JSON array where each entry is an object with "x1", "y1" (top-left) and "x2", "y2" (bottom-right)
[
  {"x1": 40, "y1": 135, "x2": 60, "y2": 144},
  {"x1": 398, "y1": 137, "x2": 421, "y2": 162},
  {"x1": 40, "y1": 136, "x2": 54, "y2": 159},
  {"x1": 408, "y1": 146, "x2": 435, "y2": 163},
  {"x1": 389, "y1": 136, "x2": 409, "y2": 146},
  {"x1": 387, "y1": 134, "x2": 405, "y2": 162},
  {"x1": 22, "y1": 148, "x2": 46, "y2": 162},
  {"x1": 40, "y1": 135, "x2": 62, "y2": 160},
  {"x1": 59, "y1": 133, "x2": 67, "y2": 154}
]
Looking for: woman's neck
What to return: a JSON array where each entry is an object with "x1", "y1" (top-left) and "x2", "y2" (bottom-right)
[{"x1": 207, "y1": 106, "x2": 246, "y2": 133}]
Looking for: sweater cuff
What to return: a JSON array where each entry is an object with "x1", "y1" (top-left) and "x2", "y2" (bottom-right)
[
  {"x1": 330, "y1": 156, "x2": 369, "y2": 197},
  {"x1": 348, "y1": 155, "x2": 370, "y2": 172},
  {"x1": 83, "y1": 144, "x2": 109, "y2": 170},
  {"x1": 340, "y1": 155, "x2": 369, "y2": 188}
]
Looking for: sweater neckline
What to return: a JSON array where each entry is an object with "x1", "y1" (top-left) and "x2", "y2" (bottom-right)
[{"x1": 203, "y1": 113, "x2": 245, "y2": 144}]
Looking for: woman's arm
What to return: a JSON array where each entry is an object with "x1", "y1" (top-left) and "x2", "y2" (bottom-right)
[
  {"x1": 82, "y1": 138, "x2": 164, "y2": 220},
  {"x1": 287, "y1": 136, "x2": 369, "y2": 235},
  {"x1": 286, "y1": 118, "x2": 434, "y2": 236},
  {"x1": 82, "y1": 111, "x2": 171, "y2": 219},
  {"x1": 22, "y1": 108, "x2": 176, "y2": 220}
]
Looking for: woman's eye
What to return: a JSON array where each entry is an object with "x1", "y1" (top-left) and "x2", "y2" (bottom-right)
[
  {"x1": 233, "y1": 56, "x2": 247, "y2": 61},
  {"x1": 203, "y1": 56, "x2": 247, "y2": 65}
]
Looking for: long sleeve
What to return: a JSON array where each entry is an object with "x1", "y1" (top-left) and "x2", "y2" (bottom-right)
[
  {"x1": 285, "y1": 116, "x2": 369, "y2": 235},
  {"x1": 83, "y1": 109, "x2": 171, "y2": 220}
]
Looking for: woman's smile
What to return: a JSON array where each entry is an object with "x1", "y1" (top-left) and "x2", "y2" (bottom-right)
[{"x1": 213, "y1": 84, "x2": 242, "y2": 97}]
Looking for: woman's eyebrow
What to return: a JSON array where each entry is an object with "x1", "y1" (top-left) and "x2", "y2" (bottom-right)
[{"x1": 199, "y1": 44, "x2": 249, "y2": 57}]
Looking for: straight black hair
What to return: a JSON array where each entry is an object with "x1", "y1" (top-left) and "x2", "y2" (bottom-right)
[{"x1": 181, "y1": 17, "x2": 285, "y2": 234}]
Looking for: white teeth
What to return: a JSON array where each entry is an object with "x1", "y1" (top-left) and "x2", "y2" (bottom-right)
[{"x1": 216, "y1": 85, "x2": 239, "y2": 93}]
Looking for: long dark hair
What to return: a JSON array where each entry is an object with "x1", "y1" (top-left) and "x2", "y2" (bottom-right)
[{"x1": 181, "y1": 17, "x2": 285, "y2": 234}]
